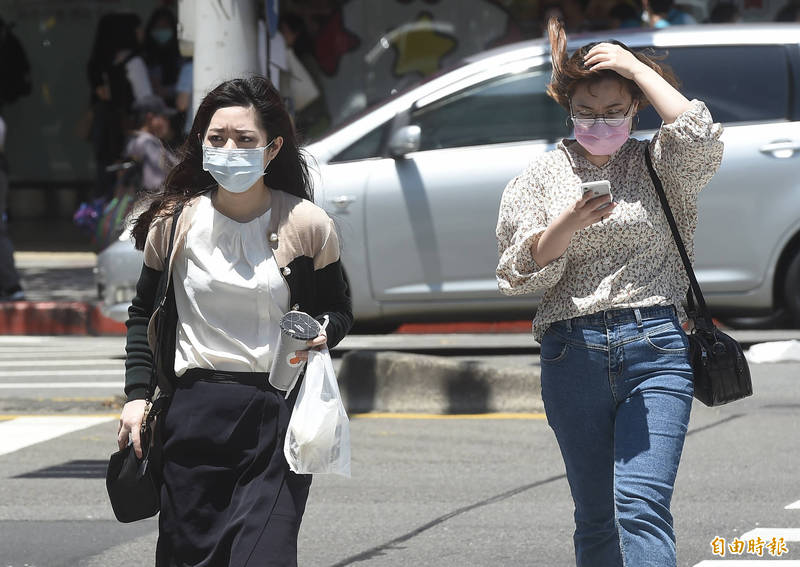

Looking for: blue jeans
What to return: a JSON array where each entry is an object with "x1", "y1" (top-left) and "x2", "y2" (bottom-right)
[{"x1": 540, "y1": 305, "x2": 693, "y2": 567}]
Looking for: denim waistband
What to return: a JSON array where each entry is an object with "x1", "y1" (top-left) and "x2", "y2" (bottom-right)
[
  {"x1": 563, "y1": 305, "x2": 677, "y2": 329},
  {"x1": 179, "y1": 368, "x2": 276, "y2": 392}
]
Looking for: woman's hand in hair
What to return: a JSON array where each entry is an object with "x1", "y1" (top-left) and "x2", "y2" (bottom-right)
[
  {"x1": 585, "y1": 42, "x2": 691, "y2": 123},
  {"x1": 583, "y1": 43, "x2": 646, "y2": 80}
]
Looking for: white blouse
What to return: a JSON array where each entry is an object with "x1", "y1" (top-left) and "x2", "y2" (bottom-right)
[{"x1": 173, "y1": 193, "x2": 290, "y2": 376}]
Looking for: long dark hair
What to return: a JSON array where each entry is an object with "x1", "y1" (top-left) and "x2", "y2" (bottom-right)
[
  {"x1": 545, "y1": 17, "x2": 679, "y2": 112},
  {"x1": 132, "y1": 75, "x2": 313, "y2": 250}
]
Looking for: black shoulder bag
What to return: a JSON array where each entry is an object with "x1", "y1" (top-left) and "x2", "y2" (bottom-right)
[
  {"x1": 645, "y1": 148, "x2": 752, "y2": 406},
  {"x1": 106, "y1": 207, "x2": 181, "y2": 522}
]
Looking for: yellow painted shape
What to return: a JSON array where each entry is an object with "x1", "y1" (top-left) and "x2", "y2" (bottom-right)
[{"x1": 352, "y1": 412, "x2": 546, "y2": 420}]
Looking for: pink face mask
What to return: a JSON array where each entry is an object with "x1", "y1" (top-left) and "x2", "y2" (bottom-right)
[{"x1": 574, "y1": 117, "x2": 632, "y2": 157}]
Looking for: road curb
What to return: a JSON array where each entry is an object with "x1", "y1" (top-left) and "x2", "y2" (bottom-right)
[
  {"x1": 0, "y1": 301, "x2": 127, "y2": 336},
  {"x1": 337, "y1": 350, "x2": 543, "y2": 414}
]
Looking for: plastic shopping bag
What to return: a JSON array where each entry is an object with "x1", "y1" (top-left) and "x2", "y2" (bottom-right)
[{"x1": 284, "y1": 348, "x2": 351, "y2": 477}]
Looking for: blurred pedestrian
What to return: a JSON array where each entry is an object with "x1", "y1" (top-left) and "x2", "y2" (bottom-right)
[
  {"x1": 143, "y1": 7, "x2": 181, "y2": 107},
  {"x1": 775, "y1": 0, "x2": 800, "y2": 21},
  {"x1": 609, "y1": 1, "x2": 644, "y2": 28},
  {"x1": 708, "y1": 1, "x2": 741, "y2": 22},
  {"x1": 87, "y1": 12, "x2": 153, "y2": 198},
  {"x1": 117, "y1": 76, "x2": 352, "y2": 566},
  {"x1": 124, "y1": 94, "x2": 178, "y2": 192},
  {"x1": 0, "y1": 115, "x2": 23, "y2": 302},
  {"x1": 496, "y1": 17, "x2": 723, "y2": 566},
  {"x1": 0, "y1": 16, "x2": 32, "y2": 109},
  {"x1": 279, "y1": 12, "x2": 329, "y2": 139},
  {"x1": 646, "y1": 0, "x2": 697, "y2": 26},
  {"x1": 174, "y1": 39, "x2": 193, "y2": 140}
]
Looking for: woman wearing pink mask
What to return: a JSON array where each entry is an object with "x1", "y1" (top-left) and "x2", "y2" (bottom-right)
[{"x1": 496, "y1": 18, "x2": 723, "y2": 567}]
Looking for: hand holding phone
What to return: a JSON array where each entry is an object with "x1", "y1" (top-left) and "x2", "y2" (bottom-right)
[{"x1": 580, "y1": 180, "x2": 613, "y2": 208}]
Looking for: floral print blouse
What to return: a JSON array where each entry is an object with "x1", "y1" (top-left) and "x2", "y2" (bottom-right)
[{"x1": 496, "y1": 100, "x2": 724, "y2": 341}]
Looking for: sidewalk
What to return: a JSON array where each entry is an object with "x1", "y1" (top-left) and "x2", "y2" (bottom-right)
[{"x1": 0, "y1": 251, "x2": 126, "y2": 335}]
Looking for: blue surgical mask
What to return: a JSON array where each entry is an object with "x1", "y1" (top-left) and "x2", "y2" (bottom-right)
[
  {"x1": 202, "y1": 141, "x2": 274, "y2": 194},
  {"x1": 150, "y1": 28, "x2": 174, "y2": 45}
]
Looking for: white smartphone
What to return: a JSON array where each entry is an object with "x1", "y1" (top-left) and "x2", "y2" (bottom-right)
[
  {"x1": 580, "y1": 179, "x2": 612, "y2": 198},
  {"x1": 580, "y1": 180, "x2": 613, "y2": 210}
]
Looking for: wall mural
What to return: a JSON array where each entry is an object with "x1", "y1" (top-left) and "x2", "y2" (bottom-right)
[{"x1": 389, "y1": 11, "x2": 457, "y2": 77}]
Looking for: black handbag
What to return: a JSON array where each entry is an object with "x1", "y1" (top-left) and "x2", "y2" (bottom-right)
[
  {"x1": 106, "y1": 207, "x2": 181, "y2": 522},
  {"x1": 645, "y1": 148, "x2": 752, "y2": 406}
]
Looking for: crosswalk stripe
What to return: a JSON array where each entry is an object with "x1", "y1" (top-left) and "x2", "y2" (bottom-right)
[
  {"x1": 0, "y1": 360, "x2": 123, "y2": 367},
  {"x1": 0, "y1": 382, "x2": 123, "y2": 389},
  {"x1": 786, "y1": 500, "x2": 800, "y2": 510},
  {"x1": 0, "y1": 416, "x2": 115, "y2": 457},
  {"x1": 739, "y1": 528, "x2": 800, "y2": 542},
  {"x1": 0, "y1": 370, "x2": 122, "y2": 377}
]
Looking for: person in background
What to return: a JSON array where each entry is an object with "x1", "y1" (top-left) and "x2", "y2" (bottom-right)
[
  {"x1": 775, "y1": 0, "x2": 800, "y2": 21},
  {"x1": 609, "y1": 1, "x2": 644, "y2": 27},
  {"x1": 143, "y1": 7, "x2": 181, "y2": 107},
  {"x1": 279, "y1": 12, "x2": 328, "y2": 140},
  {"x1": 174, "y1": 39, "x2": 193, "y2": 141},
  {"x1": 0, "y1": 115, "x2": 23, "y2": 302},
  {"x1": 707, "y1": 1, "x2": 741, "y2": 22},
  {"x1": 87, "y1": 12, "x2": 153, "y2": 198},
  {"x1": 124, "y1": 95, "x2": 178, "y2": 192},
  {"x1": 645, "y1": 0, "x2": 698, "y2": 27}
]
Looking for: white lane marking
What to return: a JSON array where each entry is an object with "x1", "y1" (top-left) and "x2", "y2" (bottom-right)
[
  {"x1": 0, "y1": 416, "x2": 115, "y2": 457},
  {"x1": 0, "y1": 359, "x2": 122, "y2": 367},
  {"x1": 694, "y1": 562, "x2": 800, "y2": 566},
  {"x1": 0, "y1": 382, "x2": 122, "y2": 389},
  {"x1": 740, "y1": 528, "x2": 800, "y2": 542},
  {"x1": 786, "y1": 500, "x2": 800, "y2": 510},
  {"x1": 0, "y1": 370, "x2": 122, "y2": 378}
]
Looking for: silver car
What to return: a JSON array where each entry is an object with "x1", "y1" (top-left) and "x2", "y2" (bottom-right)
[{"x1": 97, "y1": 24, "x2": 800, "y2": 327}]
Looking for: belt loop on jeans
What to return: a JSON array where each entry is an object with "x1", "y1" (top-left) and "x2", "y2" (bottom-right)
[
  {"x1": 565, "y1": 318, "x2": 572, "y2": 332},
  {"x1": 634, "y1": 308, "x2": 643, "y2": 329}
]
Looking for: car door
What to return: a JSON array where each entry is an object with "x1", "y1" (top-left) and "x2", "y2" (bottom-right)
[
  {"x1": 363, "y1": 59, "x2": 569, "y2": 310},
  {"x1": 637, "y1": 44, "x2": 800, "y2": 300}
]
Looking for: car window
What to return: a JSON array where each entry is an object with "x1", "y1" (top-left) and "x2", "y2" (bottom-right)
[
  {"x1": 331, "y1": 121, "x2": 391, "y2": 163},
  {"x1": 410, "y1": 68, "x2": 569, "y2": 151},
  {"x1": 637, "y1": 45, "x2": 790, "y2": 130}
]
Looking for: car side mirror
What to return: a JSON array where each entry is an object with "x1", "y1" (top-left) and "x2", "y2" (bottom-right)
[{"x1": 388, "y1": 125, "x2": 421, "y2": 158}]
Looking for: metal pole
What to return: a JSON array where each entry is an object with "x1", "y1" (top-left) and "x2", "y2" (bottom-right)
[
  {"x1": 265, "y1": 0, "x2": 271, "y2": 82},
  {"x1": 192, "y1": 0, "x2": 260, "y2": 110}
]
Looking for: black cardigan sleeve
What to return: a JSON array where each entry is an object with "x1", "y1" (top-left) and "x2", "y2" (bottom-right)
[
  {"x1": 124, "y1": 263, "x2": 161, "y2": 402},
  {"x1": 313, "y1": 258, "x2": 353, "y2": 349}
]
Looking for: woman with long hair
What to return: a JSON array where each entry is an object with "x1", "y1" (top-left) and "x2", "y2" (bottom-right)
[
  {"x1": 142, "y1": 7, "x2": 181, "y2": 106},
  {"x1": 117, "y1": 75, "x2": 352, "y2": 566},
  {"x1": 496, "y1": 18, "x2": 723, "y2": 566},
  {"x1": 87, "y1": 12, "x2": 153, "y2": 197}
]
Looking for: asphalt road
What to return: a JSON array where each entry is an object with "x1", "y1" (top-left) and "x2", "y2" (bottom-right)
[{"x1": 0, "y1": 336, "x2": 799, "y2": 566}]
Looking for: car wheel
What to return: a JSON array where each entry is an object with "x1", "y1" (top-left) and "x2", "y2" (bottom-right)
[{"x1": 783, "y1": 250, "x2": 800, "y2": 327}]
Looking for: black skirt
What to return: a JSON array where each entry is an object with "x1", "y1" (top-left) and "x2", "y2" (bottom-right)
[{"x1": 156, "y1": 370, "x2": 311, "y2": 567}]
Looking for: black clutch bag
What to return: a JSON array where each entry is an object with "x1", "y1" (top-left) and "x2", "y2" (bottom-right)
[
  {"x1": 106, "y1": 207, "x2": 180, "y2": 522},
  {"x1": 106, "y1": 397, "x2": 166, "y2": 522},
  {"x1": 645, "y1": 149, "x2": 752, "y2": 406}
]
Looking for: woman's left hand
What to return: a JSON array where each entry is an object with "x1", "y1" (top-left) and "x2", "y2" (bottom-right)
[
  {"x1": 583, "y1": 43, "x2": 645, "y2": 80},
  {"x1": 294, "y1": 331, "x2": 328, "y2": 362}
]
